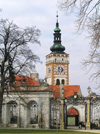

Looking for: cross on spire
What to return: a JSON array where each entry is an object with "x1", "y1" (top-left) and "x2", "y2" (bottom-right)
[{"x1": 56, "y1": 11, "x2": 58, "y2": 23}]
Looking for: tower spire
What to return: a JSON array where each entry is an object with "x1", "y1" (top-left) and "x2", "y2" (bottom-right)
[
  {"x1": 56, "y1": 11, "x2": 59, "y2": 28},
  {"x1": 50, "y1": 14, "x2": 65, "y2": 54},
  {"x1": 56, "y1": 11, "x2": 58, "y2": 23}
]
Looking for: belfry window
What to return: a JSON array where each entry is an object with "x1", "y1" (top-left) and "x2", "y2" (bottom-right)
[
  {"x1": 56, "y1": 79, "x2": 60, "y2": 85},
  {"x1": 62, "y1": 79, "x2": 65, "y2": 85}
]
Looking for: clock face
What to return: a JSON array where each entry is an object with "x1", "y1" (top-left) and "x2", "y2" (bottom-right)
[
  {"x1": 48, "y1": 66, "x2": 51, "y2": 75},
  {"x1": 56, "y1": 65, "x2": 65, "y2": 75}
]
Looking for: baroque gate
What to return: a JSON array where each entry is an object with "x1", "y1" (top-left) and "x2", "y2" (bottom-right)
[{"x1": 50, "y1": 95, "x2": 87, "y2": 129}]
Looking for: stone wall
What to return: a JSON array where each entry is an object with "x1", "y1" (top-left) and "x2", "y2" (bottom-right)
[{"x1": 2, "y1": 91, "x2": 53, "y2": 128}]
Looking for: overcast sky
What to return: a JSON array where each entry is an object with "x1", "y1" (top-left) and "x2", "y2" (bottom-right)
[{"x1": 0, "y1": 0, "x2": 99, "y2": 96}]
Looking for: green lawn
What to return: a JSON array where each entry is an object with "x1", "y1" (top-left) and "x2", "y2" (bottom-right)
[{"x1": 0, "y1": 129, "x2": 97, "y2": 134}]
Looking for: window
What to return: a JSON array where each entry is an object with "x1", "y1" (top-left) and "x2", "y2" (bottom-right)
[
  {"x1": 29, "y1": 101, "x2": 38, "y2": 124},
  {"x1": 62, "y1": 79, "x2": 65, "y2": 85},
  {"x1": 10, "y1": 102, "x2": 18, "y2": 124},
  {"x1": 56, "y1": 79, "x2": 60, "y2": 85}
]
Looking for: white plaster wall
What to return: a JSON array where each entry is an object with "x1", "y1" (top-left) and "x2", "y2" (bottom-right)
[
  {"x1": 41, "y1": 97, "x2": 50, "y2": 128},
  {"x1": 47, "y1": 78, "x2": 51, "y2": 85},
  {"x1": 46, "y1": 54, "x2": 69, "y2": 63}
]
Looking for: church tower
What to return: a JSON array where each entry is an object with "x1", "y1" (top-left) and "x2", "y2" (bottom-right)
[{"x1": 46, "y1": 14, "x2": 69, "y2": 85}]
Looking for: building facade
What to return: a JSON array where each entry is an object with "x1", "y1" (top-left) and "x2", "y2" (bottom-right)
[
  {"x1": 1, "y1": 15, "x2": 91, "y2": 129},
  {"x1": 1, "y1": 75, "x2": 53, "y2": 128}
]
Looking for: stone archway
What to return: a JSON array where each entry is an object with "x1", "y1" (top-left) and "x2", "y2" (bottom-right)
[
  {"x1": 67, "y1": 108, "x2": 79, "y2": 126},
  {"x1": 7, "y1": 101, "x2": 18, "y2": 125},
  {"x1": 27, "y1": 101, "x2": 38, "y2": 126}
]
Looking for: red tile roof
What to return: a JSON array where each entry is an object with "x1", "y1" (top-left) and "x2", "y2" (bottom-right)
[
  {"x1": 49, "y1": 85, "x2": 80, "y2": 98},
  {"x1": 11, "y1": 75, "x2": 80, "y2": 98},
  {"x1": 67, "y1": 108, "x2": 78, "y2": 115},
  {"x1": 49, "y1": 85, "x2": 60, "y2": 98},
  {"x1": 14, "y1": 75, "x2": 40, "y2": 87},
  {"x1": 64, "y1": 85, "x2": 80, "y2": 98}
]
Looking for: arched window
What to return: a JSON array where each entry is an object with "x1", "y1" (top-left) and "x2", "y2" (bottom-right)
[
  {"x1": 28, "y1": 101, "x2": 38, "y2": 124},
  {"x1": 8, "y1": 101, "x2": 18, "y2": 124},
  {"x1": 62, "y1": 79, "x2": 65, "y2": 85},
  {"x1": 56, "y1": 79, "x2": 60, "y2": 85}
]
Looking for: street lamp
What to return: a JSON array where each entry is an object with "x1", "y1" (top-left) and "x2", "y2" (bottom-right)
[{"x1": 74, "y1": 92, "x2": 77, "y2": 99}]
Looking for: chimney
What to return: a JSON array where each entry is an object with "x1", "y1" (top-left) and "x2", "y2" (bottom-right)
[{"x1": 30, "y1": 73, "x2": 39, "y2": 81}]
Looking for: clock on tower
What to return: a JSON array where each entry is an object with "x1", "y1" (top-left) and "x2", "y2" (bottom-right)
[
  {"x1": 56, "y1": 65, "x2": 65, "y2": 75},
  {"x1": 46, "y1": 14, "x2": 69, "y2": 85}
]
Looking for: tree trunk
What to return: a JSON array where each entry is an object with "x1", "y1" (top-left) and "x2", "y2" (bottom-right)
[
  {"x1": 0, "y1": 72, "x2": 4, "y2": 124},
  {"x1": 0, "y1": 91, "x2": 3, "y2": 124}
]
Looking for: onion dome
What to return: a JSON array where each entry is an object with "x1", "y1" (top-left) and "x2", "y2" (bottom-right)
[{"x1": 50, "y1": 13, "x2": 65, "y2": 54}]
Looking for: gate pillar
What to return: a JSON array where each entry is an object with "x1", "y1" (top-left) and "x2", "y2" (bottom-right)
[
  {"x1": 60, "y1": 98, "x2": 64, "y2": 129},
  {"x1": 86, "y1": 99, "x2": 91, "y2": 130},
  {"x1": 86, "y1": 86, "x2": 91, "y2": 130},
  {"x1": 60, "y1": 84, "x2": 65, "y2": 129}
]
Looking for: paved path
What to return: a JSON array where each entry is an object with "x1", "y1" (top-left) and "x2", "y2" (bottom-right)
[
  {"x1": 66, "y1": 128, "x2": 100, "y2": 133},
  {"x1": 66, "y1": 126, "x2": 100, "y2": 133},
  {"x1": 75, "y1": 130, "x2": 100, "y2": 133}
]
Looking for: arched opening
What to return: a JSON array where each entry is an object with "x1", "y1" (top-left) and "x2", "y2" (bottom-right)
[
  {"x1": 67, "y1": 108, "x2": 79, "y2": 126},
  {"x1": 50, "y1": 100, "x2": 61, "y2": 129},
  {"x1": 56, "y1": 79, "x2": 60, "y2": 85},
  {"x1": 7, "y1": 101, "x2": 18, "y2": 124},
  {"x1": 28, "y1": 101, "x2": 38, "y2": 124},
  {"x1": 62, "y1": 79, "x2": 65, "y2": 85}
]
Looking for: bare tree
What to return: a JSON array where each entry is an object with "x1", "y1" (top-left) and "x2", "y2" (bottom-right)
[
  {"x1": 59, "y1": 0, "x2": 100, "y2": 31},
  {"x1": 59, "y1": 0, "x2": 100, "y2": 87},
  {"x1": 0, "y1": 19, "x2": 41, "y2": 124},
  {"x1": 82, "y1": 12, "x2": 100, "y2": 86}
]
